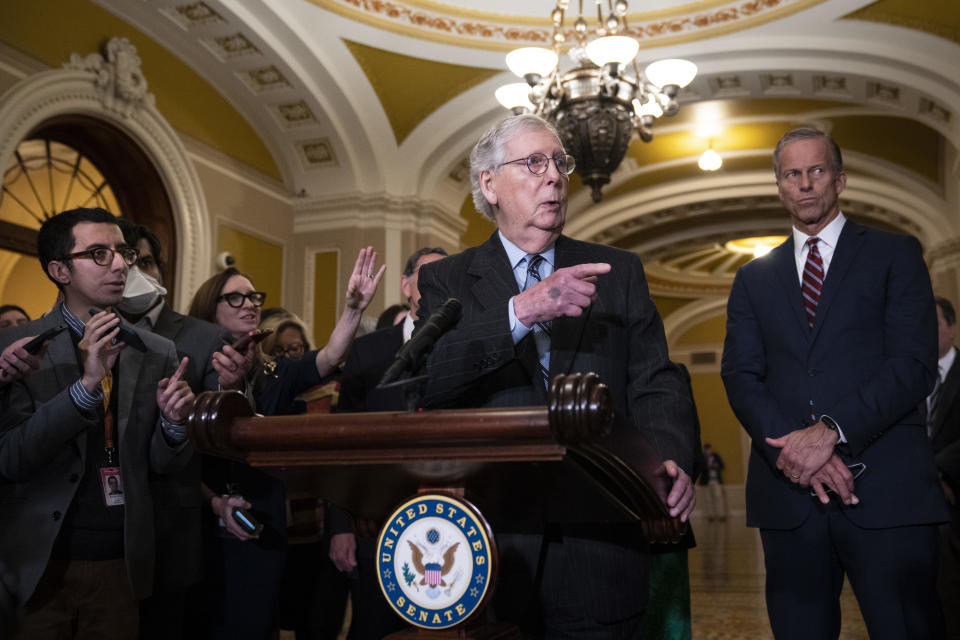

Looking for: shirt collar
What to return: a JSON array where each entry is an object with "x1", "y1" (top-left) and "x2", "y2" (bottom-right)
[
  {"x1": 498, "y1": 230, "x2": 556, "y2": 269},
  {"x1": 940, "y1": 346, "x2": 956, "y2": 382},
  {"x1": 142, "y1": 300, "x2": 164, "y2": 329},
  {"x1": 793, "y1": 211, "x2": 846, "y2": 256},
  {"x1": 402, "y1": 312, "x2": 415, "y2": 343},
  {"x1": 60, "y1": 303, "x2": 87, "y2": 338}
]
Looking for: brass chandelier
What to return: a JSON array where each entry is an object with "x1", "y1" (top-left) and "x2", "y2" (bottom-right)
[{"x1": 496, "y1": 0, "x2": 697, "y2": 202}]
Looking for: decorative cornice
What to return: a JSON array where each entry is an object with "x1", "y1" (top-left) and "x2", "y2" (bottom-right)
[
  {"x1": 312, "y1": 0, "x2": 825, "y2": 51},
  {"x1": 293, "y1": 192, "x2": 466, "y2": 247}
]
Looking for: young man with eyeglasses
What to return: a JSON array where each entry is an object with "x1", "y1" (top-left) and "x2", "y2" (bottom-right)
[
  {"x1": 415, "y1": 114, "x2": 698, "y2": 637},
  {"x1": 0, "y1": 207, "x2": 196, "y2": 638}
]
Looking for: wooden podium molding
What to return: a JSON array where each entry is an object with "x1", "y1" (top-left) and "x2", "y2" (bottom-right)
[{"x1": 187, "y1": 372, "x2": 686, "y2": 544}]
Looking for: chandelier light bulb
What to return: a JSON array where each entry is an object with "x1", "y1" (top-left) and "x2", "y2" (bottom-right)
[
  {"x1": 698, "y1": 147, "x2": 722, "y2": 171},
  {"x1": 495, "y1": 83, "x2": 535, "y2": 112},
  {"x1": 644, "y1": 58, "x2": 698, "y2": 89},
  {"x1": 506, "y1": 47, "x2": 559, "y2": 80},
  {"x1": 585, "y1": 35, "x2": 640, "y2": 67},
  {"x1": 636, "y1": 95, "x2": 663, "y2": 118}
]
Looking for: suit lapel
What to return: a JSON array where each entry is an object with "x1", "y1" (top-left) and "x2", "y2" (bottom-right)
[
  {"x1": 155, "y1": 304, "x2": 184, "y2": 341},
  {"x1": 550, "y1": 235, "x2": 592, "y2": 377},
  {"x1": 117, "y1": 342, "x2": 145, "y2": 445},
  {"x1": 809, "y1": 220, "x2": 866, "y2": 343},
  {"x1": 39, "y1": 306, "x2": 85, "y2": 457},
  {"x1": 772, "y1": 237, "x2": 809, "y2": 336},
  {"x1": 466, "y1": 233, "x2": 520, "y2": 311}
]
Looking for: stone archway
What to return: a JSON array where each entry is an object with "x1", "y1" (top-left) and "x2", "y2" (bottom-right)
[{"x1": 0, "y1": 37, "x2": 211, "y2": 310}]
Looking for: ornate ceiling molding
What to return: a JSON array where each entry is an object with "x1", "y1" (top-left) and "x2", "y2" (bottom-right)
[{"x1": 310, "y1": 0, "x2": 826, "y2": 51}]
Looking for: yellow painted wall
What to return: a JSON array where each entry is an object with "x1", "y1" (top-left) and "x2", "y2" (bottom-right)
[
  {"x1": 690, "y1": 371, "x2": 745, "y2": 485},
  {"x1": 217, "y1": 225, "x2": 284, "y2": 313},
  {"x1": 460, "y1": 194, "x2": 495, "y2": 249},
  {"x1": 674, "y1": 315, "x2": 728, "y2": 346},
  {"x1": 313, "y1": 250, "x2": 339, "y2": 350},
  {"x1": 0, "y1": 248, "x2": 59, "y2": 318}
]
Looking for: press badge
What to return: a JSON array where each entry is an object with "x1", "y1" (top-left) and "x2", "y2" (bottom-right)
[{"x1": 100, "y1": 467, "x2": 125, "y2": 506}]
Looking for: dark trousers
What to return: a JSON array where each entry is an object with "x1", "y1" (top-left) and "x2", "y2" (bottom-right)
[
  {"x1": 761, "y1": 509, "x2": 944, "y2": 640},
  {"x1": 491, "y1": 531, "x2": 649, "y2": 639},
  {"x1": 277, "y1": 539, "x2": 348, "y2": 640},
  {"x1": 16, "y1": 558, "x2": 138, "y2": 640},
  {"x1": 937, "y1": 510, "x2": 960, "y2": 639}
]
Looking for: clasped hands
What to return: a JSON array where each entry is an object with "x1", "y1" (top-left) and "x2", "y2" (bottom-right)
[
  {"x1": 766, "y1": 422, "x2": 859, "y2": 505},
  {"x1": 513, "y1": 262, "x2": 610, "y2": 327}
]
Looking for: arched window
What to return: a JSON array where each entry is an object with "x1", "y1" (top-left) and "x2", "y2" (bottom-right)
[{"x1": 0, "y1": 37, "x2": 211, "y2": 312}]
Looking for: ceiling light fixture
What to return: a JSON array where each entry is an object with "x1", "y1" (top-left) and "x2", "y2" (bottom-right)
[
  {"x1": 496, "y1": 0, "x2": 697, "y2": 202},
  {"x1": 698, "y1": 140, "x2": 722, "y2": 171}
]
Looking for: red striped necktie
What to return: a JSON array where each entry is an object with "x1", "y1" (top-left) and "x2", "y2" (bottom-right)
[{"x1": 802, "y1": 237, "x2": 824, "y2": 328}]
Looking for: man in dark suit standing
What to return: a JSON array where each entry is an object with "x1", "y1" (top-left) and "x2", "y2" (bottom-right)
[
  {"x1": 721, "y1": 127, "x2": 948, "y2": 639},
  {"x1": 117, "y1": 222, "x2": 254, "y2": 639},
  {"x1": 416, "y1": 114, "x2": 697, "y2": 638},
  {"x1": 928, "y1": 296, "x2": 960, "y2": 635},
  {"x1": 0, "y1": 207, "x2": 195, "y2": 637},
  {"x1": 329, "y1": 246, "x2": 447, "y2": 639}
]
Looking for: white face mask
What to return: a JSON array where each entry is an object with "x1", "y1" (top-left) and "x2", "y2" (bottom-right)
[{"x1": 117, "y1": 266, "x2": 167, "y2": 315}]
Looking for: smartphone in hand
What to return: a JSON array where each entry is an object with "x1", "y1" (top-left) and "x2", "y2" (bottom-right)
[
  {"x1": 231, "y1": 329, "x2": 272, "y2": 352},
  {"x1": 23, "y1": 326, "x2": 67, "y2": 355}
]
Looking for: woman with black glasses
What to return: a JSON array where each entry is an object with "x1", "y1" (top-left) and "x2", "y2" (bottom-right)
[{"x1": 185, "y1": 247, "x2": 384, "y2": 640}]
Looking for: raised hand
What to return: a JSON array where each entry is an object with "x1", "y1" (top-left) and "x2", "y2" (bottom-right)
[
  {"x1": 80, "y1": 311, "x2": 125, "y2": 393},
  {"x1": 157, "y1": 356, "x2": 195, "y2": 424},
  {"x1": 344, "y1": 246, "x2": 385, "y2": 311},
  {"x1": 514, "y1": 262, "x2": 611, "y2": 327}
]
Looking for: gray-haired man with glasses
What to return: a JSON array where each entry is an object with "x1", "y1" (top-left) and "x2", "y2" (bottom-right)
[
  {"x1": 415, "y1": 114, "x2": 698, "y2": 637},
  {"x1": 0, "y1": 207, "x2": 195, "y2": 638}
]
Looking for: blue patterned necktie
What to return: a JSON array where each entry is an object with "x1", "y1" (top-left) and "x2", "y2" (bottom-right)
[{"x1": 523, "y1": 254, "x2": 551, "y2": 388}]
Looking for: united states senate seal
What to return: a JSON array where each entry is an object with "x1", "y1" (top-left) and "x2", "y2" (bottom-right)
[{"x1": 376, "y1": 493, "x2": 494, "y2": 630}]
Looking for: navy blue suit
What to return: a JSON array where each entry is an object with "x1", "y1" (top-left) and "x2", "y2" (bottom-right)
[{"x1": 722, "y1": 219, "x2": 948, "y2": 638}]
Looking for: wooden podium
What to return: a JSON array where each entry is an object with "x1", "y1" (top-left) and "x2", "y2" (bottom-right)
[{"x1": 187, "y1": 373, "x2": 686, "y2": 636}]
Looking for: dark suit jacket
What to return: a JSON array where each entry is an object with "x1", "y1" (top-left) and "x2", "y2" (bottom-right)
[
  {"x1": 722, "y1": 219, "x2": 949, "y2": 530},
  {"x1": 338, "y1": 321, "x2": 406, "y2": 413},
  {"x1": 418, "y1": 232, "x2": 697, "y2": 481},
  {"x1": 0, "y1": 306, "x2": 192, "y2": 608},
  {"x1": 930, "y1": 349, "x2": 960, "y2": 492},
  {"x1": 147, "y1": 304, "x2": 228, "y2": 592}
]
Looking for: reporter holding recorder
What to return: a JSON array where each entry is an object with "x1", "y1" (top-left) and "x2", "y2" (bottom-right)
[{"x1": 0, "y1": 207, "x2": 195, "y2": 638}]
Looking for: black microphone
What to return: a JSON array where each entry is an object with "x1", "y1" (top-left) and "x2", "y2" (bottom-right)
[{"x1": 379, "y1": 298, "x2": 462, "y2": 386}]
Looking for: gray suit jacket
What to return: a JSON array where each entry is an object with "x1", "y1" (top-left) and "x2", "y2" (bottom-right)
[
  {"x1": 147, "y1": 304, "x2": 227, "y2": 591},
  {"x1": 418, "y1": 232, "x2": 697, "y2": 481},
  {"x1": 0, "y1": 306, "x2": 192, "y2": 608}
]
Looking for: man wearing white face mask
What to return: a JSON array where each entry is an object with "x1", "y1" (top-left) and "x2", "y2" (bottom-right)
[{"x1": 117, "y1": 221, "x2": 255, "y2": 640}]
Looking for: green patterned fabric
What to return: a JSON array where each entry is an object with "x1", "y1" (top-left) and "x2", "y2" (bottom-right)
[{"x1": 644, "y1": 550, "x2": 692, "y2": 640}]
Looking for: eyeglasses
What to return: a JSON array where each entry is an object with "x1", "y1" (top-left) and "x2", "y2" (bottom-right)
[
  {"x1": 216, "y1": 291, "x2": 267, "y2": 308},
  {"x1": 500, "y1": 153, "x2": 576, "y2": 176},
  {"x1": 273, "y1": 342, "x2": 305, "y2": 359},
  {"x1": 60, "y1": 246, "x2": 139, "y2": 267}
]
